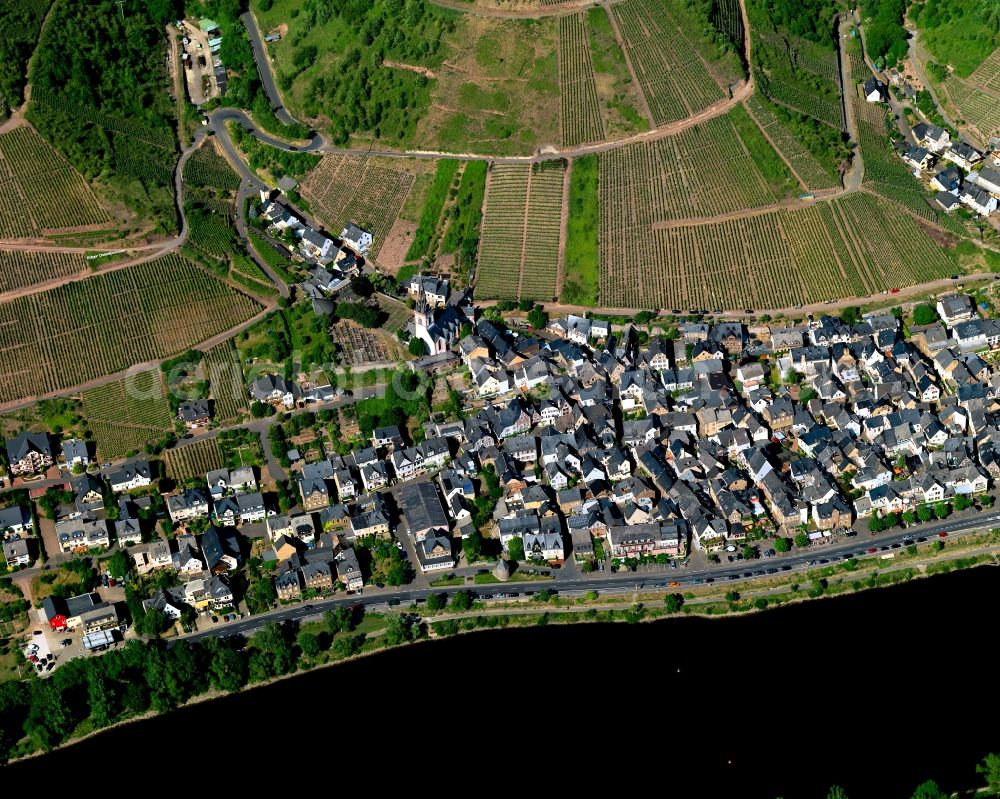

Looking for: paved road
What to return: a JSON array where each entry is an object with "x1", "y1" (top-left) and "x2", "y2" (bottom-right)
[
  {"x1": 234, "y1": 179, "x2": 290, "y2": 298},
  {"x1": 241, "y1": 11, "x2": 298, "y2": 128},
  {"x1": 209, "y1": 108, "x2": 324, "y2": 153},
  {"x1": 179, "y1": 509, "x2": 1000, "y2": 645}
]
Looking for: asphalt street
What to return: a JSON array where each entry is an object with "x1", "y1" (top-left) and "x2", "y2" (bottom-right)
[{"x1": 180, "y1": 509, "x2": 1000, "y2": 645}]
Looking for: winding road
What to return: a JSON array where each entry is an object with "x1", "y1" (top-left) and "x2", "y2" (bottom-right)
[{"x1": 0, "y1": 0, "x2": 991, "y2": 414}]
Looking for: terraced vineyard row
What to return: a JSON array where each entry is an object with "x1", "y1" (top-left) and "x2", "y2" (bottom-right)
[
  {"x1": 300, "y1": 156, "x2": 414, "y2": 259},
  {"x1": 0, "y1": 254, "x2": 262, "y2": 404},
  {"x1": 477, "y1": 166, "x2": 530, "y2": 301},
  {"x1": 612, "y1": 0, "x2": 725, "y2": 125},
  {"x1": 204, "y1": 341, "x2": 247, "y2": 422},
  {"x1": 599, "y1": 110, "x2": 792, "y2": 228},
  {"x1": 851, "y1": 95, "x2": 965, "y2": 235},
  {"x1": 0, "y1": 250, "x2": 89, "y2": 295},
  {"x1": 944, "y1": 75, "x2": 1000, "y2": 142},
  {"x1": 30, "y1": 87, "x2": 177, "y2": 150},
  {"x1": 599, "y1": 193, "x2": 956, "y2": 309},
  {"x1": 185, "y1": 145, "x2": 241, "y2": 192},
  {"x1": 0, "y1": 126, "x2": 109, "y2": 232},
  {"x1": 758, "y1": 30, "x2": 840, "y2": 83},
  {"x1": 165, "y1": 438, "x2": 225, "y2": 481},
  {"x1": 745, "y1": 94, "x2": 840, "y2": 190},
  {"x1": 83, "y1": 369, "x2": 173, "y2": 429},
  {"x1": 82, "y1": 369, "x2": 173, "y2": 459},
  {"x1": 521, "y1": 162, "x2": 565, "y2": 302},
  {"x1": 112, "y1": 133, "x2": 176, "y2": 187},
  {"x1": 87, "y1": 419, "x2": 165, "y2": 461},
  {"x1": 559, "y1": 12, "x2": 604, "y2": 147},
  {"x1": 477, "y1": 162, "x2": 565, "y2": 301},
  {"x1": 759, "y1": 73, "x2": 844, "y2": 129},
  {"x1": 969, "y1": 47, "x2": 1000, "y2": 93}
]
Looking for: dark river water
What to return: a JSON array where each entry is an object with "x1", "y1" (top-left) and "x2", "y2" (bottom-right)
[{"x1": 9, "y1": 567, "x2": 998, "y2": 796}]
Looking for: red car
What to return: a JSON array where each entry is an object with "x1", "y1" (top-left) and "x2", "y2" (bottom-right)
[
  {"x1": 867, "y1": 547, "x2": 877, "y2": 554},
  {"x1": 890, "y1": 288, "x2": 900, "y2": 294},
  {"x1": 938, "y1": 531, "x2": 948, "y2": 538}
]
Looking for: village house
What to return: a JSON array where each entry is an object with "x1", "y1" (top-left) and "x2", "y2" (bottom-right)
[{"x1": 5, "y1": 432, "x2": 53, "y2": 476}]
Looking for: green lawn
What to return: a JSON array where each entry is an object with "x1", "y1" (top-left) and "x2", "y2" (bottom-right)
[
  {"x1": 560, "y1": 155, "x2": 599, "y2": 306},
  {"x1": 430, "y1": 575, "x2": 464, "y2": 587}
]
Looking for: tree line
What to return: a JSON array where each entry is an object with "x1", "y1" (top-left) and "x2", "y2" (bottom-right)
[{"x1": 0, "y1": 607, "x2": 416, "y2": 764}]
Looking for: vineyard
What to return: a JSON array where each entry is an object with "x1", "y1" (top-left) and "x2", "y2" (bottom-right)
[
  {"x1": 186, "y1": 201, "x2": 237, "y2": 260},
  {"x1": 185, "y1": 145, "x2": 241, "y2": 193},
  {"x1": 559, "y1": 13, "x2": 604, "y2": 147},
  {"x1": 969, "y1": 47, "x2": 1000, "y2": 93},
  {"x1": 477, "y1": 162, "x2": 565, "y2": 302},
  {"x1": 745, "y1": 94, "x2": 841, "y2": 190},
  {"x1": 229, "y1": 252, "x2": 277, "y2": 297},
  {"x1": 612, "y1": 0, "x2": 725, "y2": 125},
  {"x1": 300, "y1": 155, "x2": 415, "y2": 259},
  {"x1": 585, "y1": 5, "x2": 649, "y2": 138},
  {"x1": 204, "y1": 341, "x2": 248, "y2": 422},
  {"x1": 598, "y1": 110, "x2": 796, "y2": 230},
  {"x1": 0, "y1": 254, "x2": 262, "y2": 404},
  {"x1": 0, "y1": 126, "x2": 109, "y2": 234},
  {"x1": 598, "y1": 192, "x2": 957, "y2": 309},
  {"x1": 82, "y1": 370, "x2": 173, "y2": 460},
  {"x1": 112, "y1": 133, "x2": 176, "y2": 189},
  {"x1": 943, "y1": 75, "x2": 1000, "y2": 143},
  {"x1": 753, "y1": 30, "x2": 844, "y2": 130},
  {"x1": 0, "y1": 250, "x2": 89, "y2": 295},
  {"x1": 29, "y1": 87, "x2": 175, "y2": 149},
  {"x1": 165, "y1": 438, "x2": 225, "y2": 481},
  {"x1": 852, "y1": 95, "x2": 965, "y2": 235}
]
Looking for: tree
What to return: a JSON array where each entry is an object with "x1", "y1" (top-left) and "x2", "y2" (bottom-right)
[
  {"x1": 917, "y1": 505, "x2": 933, "y2": 523},
  {"x1": 954, "y1": 494, "x2": 972, "y2": 512},
  {"x1": 840, "y1": 306, "x2": 861, "y2": 325},
  {"x1": 141, "y1": 607, "x2": 170, "y2": 638},
  {"x1": 934, "y1": 501, "x2": 950, "y2": 519},
  {"x1": 350, "y1": 274, "x2": 375, "y2": 297},
  {"x1": 663, "y1": 593, "x2": 683, "y2": 613},
  {"x1": 425, "y1": 592, "x2": 445, "y2": 612},
  {"x1": 912, "y1": 304, "x2": 938, "y2": 325},
  {"x1": 793, "y1": 532, "x2": 810, "y2": 548},
  {"x1": 297, "y1": 631, "x2": 321, "y2": 658},
  {"x1": 462, "y1": 530, "x2": 482, "y2": 562},
  {"x1": 976, "y1": 752, "x2": 1000, "y2": 796},
  {"x1": 383, "y1": 612, "x2": 416, "y2": 646},
  {"x1": 773, "y1": 537, "x2": 790, "y2": 553},
  {"x1": 741, "y1": 545, "x2": 758, "y2": 561},
  {"x1": 323, "y1": 606, "x2": 354, "y2": 635},
  {"x1": 910, "y1": 780, "x2": 947, "y2": 799},
  {"x1": 527, "y1": 304, "x2": 549, "y2": 330},
  {"x1": 826, "y1": 787, "x2": 849, "y2": 799},
  {"x1": 507, "y1": 536, "x2": 525, "y2": 561},
  {"x1": 902, "y1": 510, "x2": 916, "y2": 526},
  {"x1": 208, "y1": 643, "x2": 247, "y2": 692},
  {"x1": 408, "y1": 337, "x2": 426, "y2": 357},
  {"x1": 449, "y1": 590, "x2": 472, "y2": 612},
  {"x1": 106, "y1": 549, "x2": 133, "y2": 580},
  {"x1": 869, "y1": 515, "x2": 884, "y2": 534}
]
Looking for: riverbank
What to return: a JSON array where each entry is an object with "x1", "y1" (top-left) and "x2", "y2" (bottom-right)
[
  {"x1": 9, "y1": 564, "x2": 1000, "y2": 797},
  {"x1": 5, "y1": 536, "x2": 998, "y2": 770}
]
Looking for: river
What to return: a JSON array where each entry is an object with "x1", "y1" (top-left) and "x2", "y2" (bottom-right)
[{"x1": 9, "y1": 567, "x2": 998, "y2": 796}]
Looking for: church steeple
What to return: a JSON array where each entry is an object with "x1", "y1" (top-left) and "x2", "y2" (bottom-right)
[{"x1": 414, "y1": 286, "x2": 430, "y2": 332}]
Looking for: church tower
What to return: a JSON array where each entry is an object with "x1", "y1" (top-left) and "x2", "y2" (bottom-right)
[{"x1": 414, "y1": 287, "x2": 431, "y2": 334}]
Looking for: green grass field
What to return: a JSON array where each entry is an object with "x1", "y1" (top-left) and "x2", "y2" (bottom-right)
[{"x1": 561, "y1": 155, "x2": 599, "y2": 306}]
